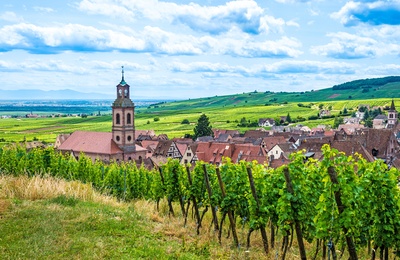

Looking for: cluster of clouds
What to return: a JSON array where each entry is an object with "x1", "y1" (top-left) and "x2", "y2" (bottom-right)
[{"x1": 0, "y1": 0, "x2": 399, "y2": 96}]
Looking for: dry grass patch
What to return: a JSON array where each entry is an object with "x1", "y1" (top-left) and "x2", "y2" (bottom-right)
[
  {"x1": 0, "y1": 175, "x2": 120, "y2": 207},
  {"x1": 0, "y1": 199, "x2": 10, "y2": 214}
]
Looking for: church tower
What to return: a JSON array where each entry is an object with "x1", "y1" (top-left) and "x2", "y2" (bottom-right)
[
  {"x1": 112, "y1": 66, "x2": 136, "y2": 152},
  {"x1": 387, "y1": 99, "x2": 398, "y2": 128}
]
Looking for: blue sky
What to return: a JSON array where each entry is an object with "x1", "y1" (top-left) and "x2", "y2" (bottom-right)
[{"x1": 1, "y1": 0, "x2": 400, "y2": 99}]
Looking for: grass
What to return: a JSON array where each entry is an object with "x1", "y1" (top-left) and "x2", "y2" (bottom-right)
[
  {"x1": 0, "y1": 174, "x2": 388, "y2": 259},
  {"x1": 0, "y1": 175, "x2": 213, "y2": 259}
]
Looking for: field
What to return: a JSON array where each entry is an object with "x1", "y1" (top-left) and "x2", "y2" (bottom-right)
[{"x1": 0, "y1": 98, "x2": 397, "y2": 144}]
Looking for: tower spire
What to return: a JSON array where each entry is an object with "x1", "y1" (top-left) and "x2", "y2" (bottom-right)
[
  {"x1": 120, "y1": 66, "x2": 126, "y2": 85},
  {"x1": 390, "y1": 99, "x2": 396, "y2": 111}
]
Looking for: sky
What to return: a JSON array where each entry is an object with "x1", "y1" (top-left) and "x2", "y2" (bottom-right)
[{"x1": 1, "y1": 0, "x2": 400, "y2": 99}]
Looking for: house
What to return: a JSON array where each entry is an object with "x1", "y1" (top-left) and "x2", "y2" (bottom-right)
[
  {"x1": 373, "y1": 114, "x2": 387, "y2": 129},
  {"x1": 260, "y1": 136, "x2": 286, "y2": 151},
  {"x1": 344, "y1": 117, "x2": 361, "y2": 124},
  {"x1": 54, "y1": 134, "x2": 71, "y2": 148},
  {"x1": 267, "y1": 143, "x2": 298, "y2": 161},
  {"x1": 337, "y1": 123, "x2": 366, "y2": 135},
  {"x1": 355, "y1": 111, "x2": 365, "y2": 119},
  {"x1": 319, "y1": 110, "x2": 331, "y2": 118},
  {"x1": 57, "y1": 67, "x2": 147, "y2": 163},
  {"x1": 258, "y1": 118, "x2": 275, "y2": 127},
  {"x1": 139, "y1": 140, "x2": 159, "y2": 158},
  {"x1": 153, "y1": 140, "x2": 183, "y2": 160},
  {"x1": 181, "y1": 143, "x2": 198, "y2": 164}
]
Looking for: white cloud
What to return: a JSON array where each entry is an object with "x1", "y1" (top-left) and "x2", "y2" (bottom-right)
[
  {"x1": 312, "y1": 31, "x2": 400, "y2": 59},
  {"x1": 0, "y1": 11, "x2": 24, "y2": 23},
  {"x1": 168, "y1": 60, "x2": 356, "y2": 77},
  {"x1": 78, "y1": 0, "x2": 288, "y2": 35},
  {"x1": 260, "y1": 60, "x2": 356, "y2": 74},
  {"x1": 332, "y1": 1, "x2": 400, "y2": 26},
  {"x1": 33, "y1": 6, "x2": 54, "y2": 13},
  {"x1": 78, "y1": 0, "x2": 135, "y2": 21},
  {"x1": 0, "y1": 23, "x2": 302, "y2": 58}
]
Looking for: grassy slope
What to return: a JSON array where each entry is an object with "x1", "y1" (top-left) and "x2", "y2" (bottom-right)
[
  {"x1": 0, "y1": 175, "x2": 379, "y2": 259},
  {"x1": 0, "y1": 175, "x2": 212, "y2": 259}
]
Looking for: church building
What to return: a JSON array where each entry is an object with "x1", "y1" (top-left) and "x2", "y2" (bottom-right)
[{"x1": 56, "y1": 67, "x2": 147, "y2": 162}]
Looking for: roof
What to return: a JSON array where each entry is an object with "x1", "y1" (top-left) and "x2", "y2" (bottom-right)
[
  {"x1": 58, "y1": 131, "x2": 122, "y2": 155},
  {"x1": 213, "y1": 129, "x2": 240, "y2": 138},
  {"x1": 374, "y1": 114, "x2": 387, "y2": 120},
  {"x1": 153, "y1": 140, "x2": 174, "y2": 156},
  {"x1": 244, "y1": 130, "x2": 270, "y2": 138},
  {"x1": 195, "y1": 142, "x2": 233, "y2": 164},
  {"x1": 261, "y1": 136, "x2": 286, "y2": 150},
  {"x1": 231, "y1": 143, "x2": 267, "y2": 164},
  {"x1": 135, "y1": 130, "x2": 156, "y2": 139}
]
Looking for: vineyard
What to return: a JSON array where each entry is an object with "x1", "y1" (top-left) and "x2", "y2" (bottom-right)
[{"x1": 1, "y1": 145, "x2": 400, "y2": 259}]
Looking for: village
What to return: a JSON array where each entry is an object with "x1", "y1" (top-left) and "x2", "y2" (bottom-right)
[{"x1": 54, "y1": 69, "x2": 400, "y2": 170}]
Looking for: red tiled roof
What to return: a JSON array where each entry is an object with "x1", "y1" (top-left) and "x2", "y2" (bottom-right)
[
  {"x1": 262, "y1": 136, "x2": 286, "y2": 150},
  {"x1": 58, "y1": 131, "x2": 122, "y2": 155}
]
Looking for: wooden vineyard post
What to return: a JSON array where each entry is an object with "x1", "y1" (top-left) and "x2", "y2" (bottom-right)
[
  {"x1": 327, "y1": 166, "x2": 358, "y2": 260},
  {"x1": 202, "y1": 164, "x2": 219, "y2": 231},
  {"x1": 215, "y1": 167, "x2": 239, "y2": 247},
  {"x1": 158, "y1": 167, "x2": 175, "y2": 217},
  {"x1": 246, "y1": 167, "x2": 269, "y2": 254},
  {"x1": 283, "y1": 167, "x2": 307, "y2": 260},
  {"x1": 186, "y1": 165, "x2": 202, "y2": 234}
]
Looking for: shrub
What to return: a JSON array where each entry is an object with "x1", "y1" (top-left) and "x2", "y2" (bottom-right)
[
  {"x1": 181, "y1": 119, "x2": 190, "y2": 124},
  {"x1": 154, "y1": 117, "x2": 160, "y2": 122}
]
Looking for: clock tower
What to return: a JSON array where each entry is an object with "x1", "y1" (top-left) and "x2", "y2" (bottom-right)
[{"x1": 112, "y1": 66, "x2": 136, "y2": 153}]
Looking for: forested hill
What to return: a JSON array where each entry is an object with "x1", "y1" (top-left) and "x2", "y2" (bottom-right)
[
  {"x1": 332, "y1": 76, "x2": 400, "y2": 90},
  {"x1": 145, "y1": 76, "x2": 400, "y2": 112}
]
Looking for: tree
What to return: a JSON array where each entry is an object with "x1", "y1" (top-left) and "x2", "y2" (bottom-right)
[
  {"x1": 286, "y1": 113, "x2": 292, "y2": 123},
  {"x1": 333, "y1": 116, "x2": 344, "y2": 129},
  {"x1": 239, "y1": 117, "x2": 247, "y2": 127},
  {"x1": 343, "y1": 108, "x2": 348, "y2": 114},
  {"x1": 364, "y1": 118, "x2": 373, "y2": 128},
  {"x1": 193, "y1": 114, "x2": 213, "y2": 140},
  {"x1": 363, "y1": 109, "x2": 370, "y2": 120}
]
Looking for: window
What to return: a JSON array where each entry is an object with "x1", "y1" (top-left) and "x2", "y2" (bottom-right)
[
  {"x1": 390, "y1": 114, "x2": 394, "y2": 118},
  {"x1": 127, "y1": 113, "x2": 131, "y2": 124},
  {"x1": 116, "y1": 113, "x2": 121, "y2": 124},
  {"x1": 127, "y1": 135, "x2": 132, "y2": 142},
  {"x1": 116, "y1": 135, "x2": 120, "y2": 142},
  {"x1": 187, "y1": 153, "x2": 191, "y2": 156}
]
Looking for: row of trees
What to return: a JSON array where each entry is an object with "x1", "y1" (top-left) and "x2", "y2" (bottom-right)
[{"x1": 1, "y1": 144, "x2": 400, "y2": 259}]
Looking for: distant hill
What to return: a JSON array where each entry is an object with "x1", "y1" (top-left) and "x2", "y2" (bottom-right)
[
  {"x1": 0, "y1": 89, "x2": 111, "y2": 100},
  {"x1": 145, "y1": 76, "x2": 400, "y2": 112},
  {"x1": 332, "y1": 76, "x2": 400, "y2": 91}
]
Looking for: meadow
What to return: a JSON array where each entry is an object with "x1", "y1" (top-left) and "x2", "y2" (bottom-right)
[{"x1": 0, "y1": 97, "x2": 397, "y2": 145}]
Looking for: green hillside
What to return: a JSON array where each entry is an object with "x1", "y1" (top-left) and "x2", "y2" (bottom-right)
[{"x1": 144, "y1": 76, "x2": 400, "y2": 112}]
